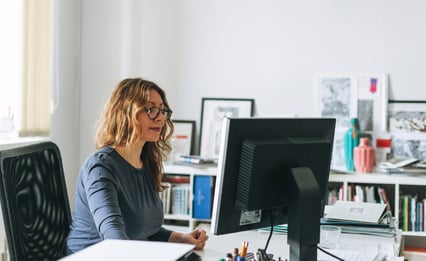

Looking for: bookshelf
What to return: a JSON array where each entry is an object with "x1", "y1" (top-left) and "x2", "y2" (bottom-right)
[
  {"x1": 327, "y1": 171, "x2": 426, "y2": 244},
  {"x1": 162, "y1": 164, "x2": 217, "y2": 232},
  {"x1": 162, "y1": 164, "x2": 426, "y2": 244}
]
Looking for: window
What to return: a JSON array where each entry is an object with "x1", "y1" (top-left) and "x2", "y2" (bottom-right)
[{"x1": 0, "y1": 0, "x2": 51, "y2": 140}]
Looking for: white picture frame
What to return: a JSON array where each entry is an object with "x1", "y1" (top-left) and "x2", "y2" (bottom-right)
[
  {"x1": 199, "y1": 98, "x2": 254, "y2": 159},
  {"x1": 315, "y1": 73, "x2": 389, "y2": 170},
  {"x1": 168, "y1": 120, "x2": 196, "y2": 162},
  {"x1": 388, "y1": 101, "x2": 426, "y2": 162}
]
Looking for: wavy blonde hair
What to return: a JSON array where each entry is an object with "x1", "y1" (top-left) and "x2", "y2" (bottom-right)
[{"x1": 95, "y1": 78, "x2": 174, "y2": 191}]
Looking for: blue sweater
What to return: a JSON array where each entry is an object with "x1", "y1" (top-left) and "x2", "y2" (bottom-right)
[{"x1": 66, "y1": 146, "x2": 172, "y2": 253}]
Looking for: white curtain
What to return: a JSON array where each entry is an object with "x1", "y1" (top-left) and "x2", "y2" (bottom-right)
[{"x1": 20, "y1": 0, "x2": 51, "y2": 136}]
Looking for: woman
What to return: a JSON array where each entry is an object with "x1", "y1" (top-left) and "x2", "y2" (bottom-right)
[{"x1": 66, "y1": 78, "x2": 208, "y2": 254}]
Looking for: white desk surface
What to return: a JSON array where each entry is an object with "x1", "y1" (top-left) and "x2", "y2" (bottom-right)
[
  {"x1": 196, "y1": 226, "x2": 403, "y2": 261},
  {"x1": 60, "y1": 227, "x2": 403, "y2": 261}
]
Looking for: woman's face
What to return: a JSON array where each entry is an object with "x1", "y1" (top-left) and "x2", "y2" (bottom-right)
[{"x1": 136, "y1": 89, "x2": 167, "y2": 142}]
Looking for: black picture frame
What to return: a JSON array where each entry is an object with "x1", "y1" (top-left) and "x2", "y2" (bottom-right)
[
  {"x1": 171, "y1": 120, "x2": 196, "y2": 159},
  {"x1": 199, "y1": 98, "x2": 254, "y2": 159}
]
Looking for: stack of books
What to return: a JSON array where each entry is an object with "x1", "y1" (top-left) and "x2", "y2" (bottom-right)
[
  {"x1": 322, "y1": 201, "x2": 397, "y2": 237},
  {"x1": 377, "y1": 157, "x2": 426, "y2": 174}
]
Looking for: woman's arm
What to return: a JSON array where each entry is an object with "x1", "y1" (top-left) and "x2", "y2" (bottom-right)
[{"x1": 85, "y1": 166, "x2": 128, "y2": 239}]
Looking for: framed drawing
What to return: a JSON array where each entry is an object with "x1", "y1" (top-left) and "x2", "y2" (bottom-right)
[
  {"x1": 388, "y1": 100, "x2": 426, "y2": 133},
  {"x1": 169, "y1": 120, "x2": 196, "y2": 161},
  {"x1": 315, "y1": 73, "x2": 389, "y2": 170},
  {"x1": 388, "y1": 100, "x2": 426, "y2": 162},
  {"x1": 199, "y1": 98, "x2": 254, "y2": 159}
]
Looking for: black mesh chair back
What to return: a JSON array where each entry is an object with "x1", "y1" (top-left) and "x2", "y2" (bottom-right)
[{"x1": 0, "y1": 141, "x2": 71, "y2": 261}]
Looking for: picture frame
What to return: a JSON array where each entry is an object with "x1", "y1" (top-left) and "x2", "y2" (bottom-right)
[
  {"x1": 169, "y1": 120, "x2": 196, "y2": 161},
  {"x1": 388, "y1": 100, "x2": 426, "y2": 133},
  {"x1": 199, "y1": 98, "x2": 254, "y2": 159},
  {"x1": 388, "y1": 100, "x2": 426, "y2": 162},
  {"x1": 315, "y1": 73, "x2": 389, "y2": 170}
]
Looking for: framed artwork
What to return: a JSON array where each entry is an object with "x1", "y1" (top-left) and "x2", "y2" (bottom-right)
[
  {"x1": 315, "y1": 73, "x2": 389, "y2": 170},
  {"x1": 170, "y1": 120, "x2": 196, "y2": 161},
  {"x1": 388, "y1": 100, "x2": 426, "y2": 162},
  {"x1": 199, "y1": 98, "x2": 254, "y2": 159},
  {"x1": 388, "y1": 100, "x2": 426, "y2": 133}
]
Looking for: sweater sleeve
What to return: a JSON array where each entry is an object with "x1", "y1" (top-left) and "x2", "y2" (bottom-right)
[
  {"x1": 147, "y1": 227, "x2": 173, "y2": 242},
  {"x1": 85, "y1": 164, "x2": 128, "y2": 240}
]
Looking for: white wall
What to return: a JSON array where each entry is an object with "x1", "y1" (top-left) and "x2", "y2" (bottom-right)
[
  {"x1": 56, "y1": 0, "x2": 426, "y2": 201},
  {"x1": 51, "y1": 0, "x2": 81, "y2": 207}
]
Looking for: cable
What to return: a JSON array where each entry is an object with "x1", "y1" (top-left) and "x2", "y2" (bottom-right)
[
  {"x1": 317, "y1": 246, "x2": 345, "y2": 261},
  {"x1": 263, "y1": 211, "x2": 275, "y2": 251}
]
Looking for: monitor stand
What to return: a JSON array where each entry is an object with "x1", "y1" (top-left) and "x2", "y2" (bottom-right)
[{"x1": 287, "y1": 167, "x2": 322, "y2": 261}]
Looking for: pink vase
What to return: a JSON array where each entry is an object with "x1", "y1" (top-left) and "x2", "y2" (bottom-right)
[{"x1": 354, "y1": 138, "x2": 375, "y2": 173}]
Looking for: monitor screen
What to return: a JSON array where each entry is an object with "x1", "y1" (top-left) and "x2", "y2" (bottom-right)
[{"x1": 210, "y1": 117, "x2": 335, "y2": 260}]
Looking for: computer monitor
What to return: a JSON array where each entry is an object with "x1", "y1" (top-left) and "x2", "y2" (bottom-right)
[{"x1": 210, "y1": 117, "x2": 336, "y2": 261}]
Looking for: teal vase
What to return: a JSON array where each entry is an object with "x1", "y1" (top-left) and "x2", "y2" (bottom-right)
[{"x1": 344, "y1": 118, "x2": 361, "y2": 171}]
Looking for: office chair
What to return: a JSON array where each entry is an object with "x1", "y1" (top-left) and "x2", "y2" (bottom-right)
[{"x1": 0, "y1": 141, "x2": 71, "y2": 261}]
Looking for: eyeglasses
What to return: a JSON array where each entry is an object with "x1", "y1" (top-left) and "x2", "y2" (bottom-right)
[{"x1": 143, "y1": 106, "x2": 173, "y2": 120}]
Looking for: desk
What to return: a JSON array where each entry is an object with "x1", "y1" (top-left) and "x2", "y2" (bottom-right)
[
  {"x1": 61, "y1": 227, "x2": 403, "y2": 261},
  {"x1": 196, "y1": 226, "x2": 404, "y2": 261}
]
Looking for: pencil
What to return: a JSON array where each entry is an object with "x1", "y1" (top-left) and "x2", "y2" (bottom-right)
[{"x1": 240, "y1": 241, "x2": 249, "y2": 257}]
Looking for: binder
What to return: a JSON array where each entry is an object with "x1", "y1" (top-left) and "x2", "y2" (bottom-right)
[{"x1": 192, "y1": 175, "x2": 214, "y2": 219}]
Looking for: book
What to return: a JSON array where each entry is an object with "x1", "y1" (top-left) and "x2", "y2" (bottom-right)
[
  {"x1": 325, "y1": 200, "x2": 388, "y2": 224},
  {"x1": 333, "y1": 225, "x2": 396, "y2": 237},
  {"x1": 378, "y1": 186, "x2": 392, "y2": 215},
  {"x1": 163, "y1": 175, "x2": 190, "y2": 184},
  {"x1": 378, "y1": 157, "x2": 419, "y2": 169},
  {"x1": 175, "y1": 155, "x2": 217, "y2": 165},
  {"x1": 171, "y1": 184, "x2": 190, "y2": 215},
  {"x1": 320, "y1": 217, "x2": 394, "y2": 228},
  {"x1": 160, "y1": 182, "x2": 172, "y2": 214},
  {"x1": 404, "y1": 246, "x2": 426, "y2": 259},
  {"x1": 192, "y1": 175, "x2": 215, "y2": 219},
  {"x1": 424, "y1": 198, "x2": 426, "y2": 231}
]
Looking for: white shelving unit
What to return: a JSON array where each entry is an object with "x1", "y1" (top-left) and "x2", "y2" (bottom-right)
[
  {"x1": 162, "y1": 164, "x2": 217, "y2": 232},
  {"x1": 162, "y1": 164, "x2": 426, "y2": 245},
  {"x1": 328, "y1": 171, "x2": 426, "y2": 244}
]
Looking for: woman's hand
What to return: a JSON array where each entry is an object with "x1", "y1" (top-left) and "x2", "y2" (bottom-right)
[
  {"x1": 188, "y1": 228, "x2": 209, "y2": 250},
  {"x1": 169, "y1": 228, "x2": 209, "y2": 250}
]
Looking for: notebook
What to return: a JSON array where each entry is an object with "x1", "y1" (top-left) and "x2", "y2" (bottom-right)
[
  {"x1": 325, "y1": 201, "x2": 388, "y2": 224},
  {"x1": 60, "y1": 239, "x2": 195, "y2": 261}
]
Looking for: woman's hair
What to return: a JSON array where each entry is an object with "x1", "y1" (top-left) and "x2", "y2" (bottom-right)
[{"x1": 95, "y1": 78, "x2": 174, "y2": 191}]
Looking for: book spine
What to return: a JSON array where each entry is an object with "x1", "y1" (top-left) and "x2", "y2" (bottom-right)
[
  {"x1": 424, "y1": 198, "x2": 426, "y2": 231},
  {"x1": 378, "y1": 186, "x2": 392, "y2": 216},
  {"x1": 418, "y1": 197, "x2": 424, "y2": 232},
  {"x1": 403, "y1": 195, "x2": 409, "y2": 231},
  {"x1": 411, "y1": 196, "x2": 416, "y2": 231},
  {"x1": 171, "y1": 184, "x2": 190, "y2": 215}
]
